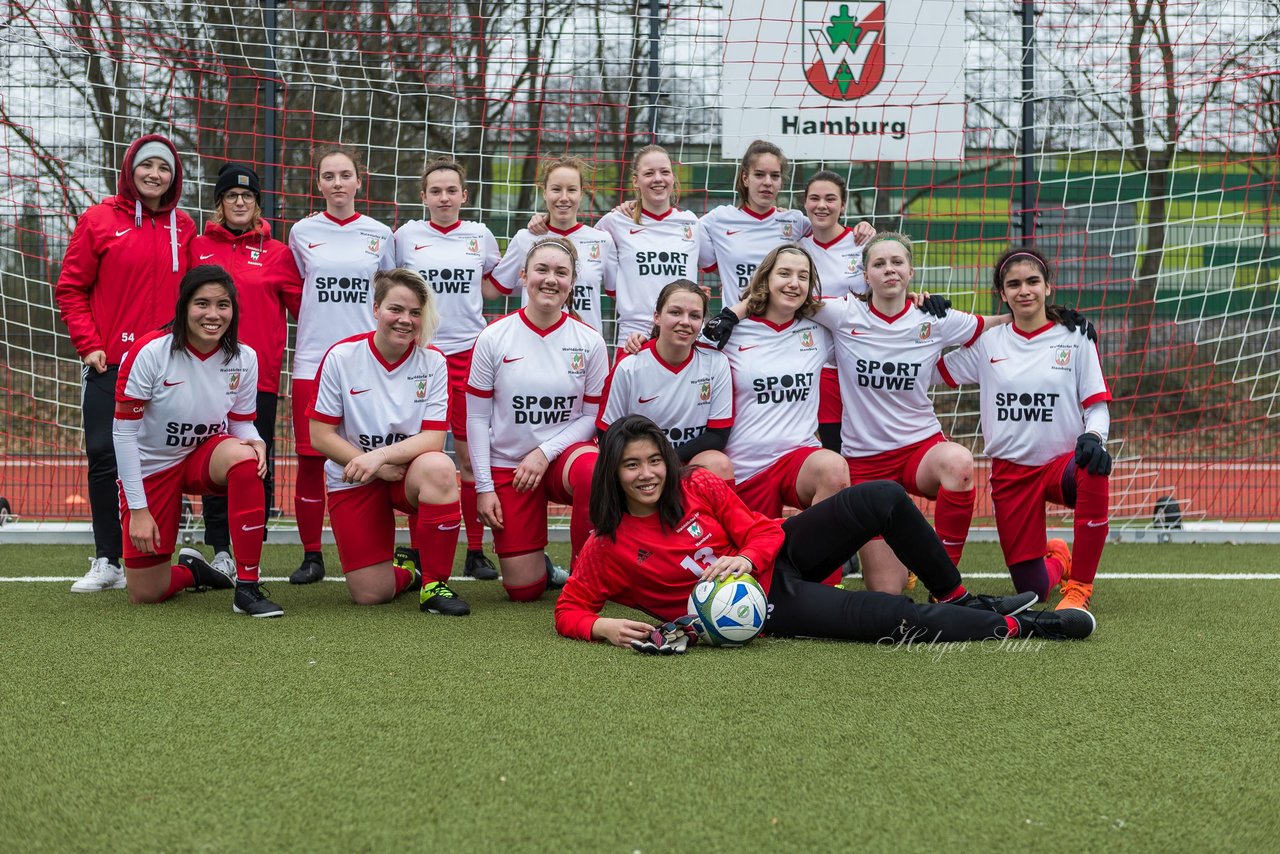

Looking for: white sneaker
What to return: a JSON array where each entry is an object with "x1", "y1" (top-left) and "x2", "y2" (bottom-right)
[
  {"x1": 211, "y1": 551, "x2": 236, "y2": 584},
  {"x1": 70, "y1": 557, "x2": 125, "y2": 593}
]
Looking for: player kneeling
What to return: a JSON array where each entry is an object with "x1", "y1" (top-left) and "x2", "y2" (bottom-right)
[
  {"x1": 113, "y1": 265, "x2": 279, "y2": 616},
  {"x1": 308, "y1": 269, "x2": 467, "y2": 614}
]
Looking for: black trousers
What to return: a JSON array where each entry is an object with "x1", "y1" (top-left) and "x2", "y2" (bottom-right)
[
  {"x1": 201, "y1": 391, "x2": 278, "y2": 552},
  {"x1": 82, "y1": 366, "x2": 122, "y2": 562},
  {"x1": 763, "y1": 481, "x2": 1010, "y2": 643}
]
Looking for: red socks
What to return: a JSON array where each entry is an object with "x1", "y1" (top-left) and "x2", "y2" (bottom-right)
[
  {"x1": 460, "y1": 479, "x2": 484, "y2": 551},
  {"x1": 567, "y1": 453, "x2": 594, "y2": 566},
  {"x1": 505, "y1": 577, "x2": 547, "y2": 602},
  {"x1": 415, "y1": 500, "x2": 462, "y2": 584},
  {"x1": 1071, "y1": 468, "x2": 1109, "y2": 584},
  {"x1": 226, "y1": 459, "x2": 266, "y2": 582},
  {"x1": 163, "y1": 565, "x2": 194, "y2": 601},
  {"x1": 393, "y1": 566, "x2": 413, "y2": 595},
  {"x1": 295, "y1": 454, "x2": 326, "y2": 553},
  {"x1": 933, "y1": 487, "x2": 975, "y2": 565}
]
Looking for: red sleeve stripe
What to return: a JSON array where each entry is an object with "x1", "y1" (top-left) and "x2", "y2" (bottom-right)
[
  {"x1": 228, "y1": 411, "x2": 256, "y2": 422},
  {"x1": 936, "y1": 359, "x2": 959, "y2": 388},
  {"x1": 420, "y1": 420, "x2": 448, "y2": 431},
  {"x1": 584, "y1": 393, "x2": 603, "y2": 404},
  {"x1": 306, "y1": 408, "x2": 342, "y2": 425},
  {"x1": 964, "y1": 315, "x2": 985, "y2": 348},
  {"x1": 595, "y1": 416, "x2": 610, "y2": 432},
  {"x1": 486, "y1": 272, "x2": 514, "y2": 295},
  {"x1": 707, "y1": 417, "x2": 733, "y2": 429},
  {"x1": 114, "y1": 408, "x2": 145, "y2": 421},
  {"x1": 465, "y1": 384, "x2": 494, "y2": 399},
  {"x1": 700, "y1": 263, "x2": 718, "y2": 274},
  {"x1": 1081, "y1": 391, "x2": 1112, "y2": 408}
]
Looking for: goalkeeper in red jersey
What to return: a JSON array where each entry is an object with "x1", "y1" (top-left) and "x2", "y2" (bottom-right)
[
  {"x1": 555, "y1": 416, "x2": 1097, "y2": 652},
  {"x1": 936, "y1": 247, "x2": 1111, "y2": 612}
]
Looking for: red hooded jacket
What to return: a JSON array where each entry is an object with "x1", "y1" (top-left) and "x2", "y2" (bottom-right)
[
  {"x1": 54, "y1": 134, "x2": 197, "y2": 365},
  {"x1": 190, "y1": 219, "x2": 303, "y2": 394}
]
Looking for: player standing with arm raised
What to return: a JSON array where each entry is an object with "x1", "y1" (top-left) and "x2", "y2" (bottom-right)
[
  {"x1": 55, "y1": 134, "x2": 196, "y2": 593},
  {"x1": 308, "y1": 269, "x2": 467, "y2": 614},
  {"x1": 287, "y1": 146, "x2": 395, "y2": 586},
  {"x1": 937, "y1": 247, "x2": 1111, "y2": 612},
  {"x1": 112, "y1": 264, "x2": 280, "y2": 617},
  {"x1": 491, "y1": 157, "x2": 618, "y2": 336},
  {"x1": 596, "y1": 145, "x2": 700, "y2": 354},
  {"x1": 193, "y1": 164, "x2": 302, "y2": 577},
  {"x1": 467, "y1": 238, "x2": 609, "y2": 601},
  {"x1": 596, "y1": 280, "x2": 734, "y2": 480},
  {"x1": 393, "y1": 158, "x2": 503, "y2": 582}
]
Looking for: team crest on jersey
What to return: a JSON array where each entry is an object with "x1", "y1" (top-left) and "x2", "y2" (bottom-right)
[
  {"x1": 804, "y1": 2, "x2": 887, "y2": 101},
  {"x1": 570, "y1": 353, "x2": 585, "y2": 372},
  {"x1": 782, "y1": 223, "x2": 794, "y2": 239},
  {"x1": 800, "y1": 329, "x2": 814, "y2": 348},
  {"x1": 415, "y1": 380, "x2": 427, "y2": 400},
  {"x1": 699, "y1": 382, "x2": 711, "y2": 401},
  {"x1": 249, "y1": 248, "x2": 263, "y2": 265},
  {"x1": 467, "y1": 238, "x2": 479, "y2": 254},
  {"x1": 1055, "y1": 347, "x2": 1072, "y2": 367},
  {"x1": 227, "y1": 372, "x2": 241, "y2": 391},
  {"x1": 682, "y1": 225, "x2": 694, "y2": 240},
  {"x1": 918, "y1": 322, "x2": 932, "y2": 341},
  {"x1": 365, "y1": 237, "x2": 382, "y2": 256},
  {"x1": 687, "y1": 521, "x2": 703, "y2": 539}
]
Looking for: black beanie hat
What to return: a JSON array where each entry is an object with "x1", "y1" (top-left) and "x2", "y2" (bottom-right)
[{"x1": 214, "y1": 163, "x2": 261, "y2": 202}]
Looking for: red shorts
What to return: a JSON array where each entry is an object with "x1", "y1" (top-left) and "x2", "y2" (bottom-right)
[
  {"x1": 489, "y1": 442, "x2": 596, "y2": 557},
  {"x1": 818, "y1": 366, "x2": 842, "y2": 425},
  {"x1": 118, "y1": 434, "x2": 233, "y2": 566},
  {"x1": 990, "y1": 453, "x2": 1073, "y2": 565},
  {"x1": 291, "y1": 377, "x2": 322, "y2": 457},
  {"x1": 445, "y1": 349, "x2": 472, "y2": 439},
  {"x1": 846, "y1": 432, "x2": 946, "y2": 496},
  {"x1": 734, "y1": 447, "x2": 821, "y2": 518},
  {"x1": 328, "y1": 480, "x2": 414, "y2": 572}
]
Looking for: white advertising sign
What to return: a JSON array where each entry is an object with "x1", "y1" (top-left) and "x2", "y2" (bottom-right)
[{"x1": 721, "y1": 1, "x2": 966, "y2": 160}]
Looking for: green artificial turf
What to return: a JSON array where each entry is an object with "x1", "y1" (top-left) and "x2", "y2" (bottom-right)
[{"x1": 1, "y1": 543, "x2": 1278, "y2": 852}]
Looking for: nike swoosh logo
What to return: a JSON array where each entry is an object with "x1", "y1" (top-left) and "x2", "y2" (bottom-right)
[
  {"x1": 629, "y1": 229, "x2": 646, "y2": 235},
  {"x1": 349, "y1": 388, "x2": 371, "y2": 395},
  {"x1": 114, "y1": 229, "x2": 130, "y2": 237},
  {"x1": 199, "y1": 253, "x2": 215, "y2": 260},
  {"x1": 308, "y1": 242, "x2": 325, "y2": 249},
  {"x1": 990, "y1": 357, "x2": 1009, "y2": 363},
  {"x1": 241, "y1": 523, "x2": 265, "y2": 532},
  {"x1": 849, "y1": 329, "x2": 866, "y2": 336},
  {"x1": 737, "y1": 345, "x2": 758, "y2": 351},
  {"x1": 163, "y1": 380, "x2": 184, "y2": 387},
  {"x1": 298, "y1": 497, "x2": 323, "y2": 503},
  {"x1": 726, "y1": 230, "x2": 741, "y2": 236},
  {"x1": 502, "y1": 356, "x2": 524, "y2": 363},
  {"x1": 437, "y1": 522, "x2": 461, "y2": 531},
  {"x1": 941, "y1": 539, "x2": 964, "y2": 546},
  {"x1": 638, "y1": 396, "x2": 659, "y2": 404},
  {"x1": 414, "y1": 244, "x2": 431, "y2": 250},
  {"x1": 1086, "y1": 520, "x2": 1109, "y2": 528}
]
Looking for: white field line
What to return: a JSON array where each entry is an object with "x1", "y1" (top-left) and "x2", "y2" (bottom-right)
[{"x1": 4, "y1": 572, "x2": 1280, "y2": 583}]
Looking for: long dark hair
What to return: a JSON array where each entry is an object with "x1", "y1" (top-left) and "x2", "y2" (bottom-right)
[
  {"x1": 591, "y1": 415, "x2": 685, "y2": 540},
  {"x1": 992, "y1": 245, "x2": 1066, "y2": 324},
  {"x1": 169, "y1": 264, "x2": 240, "y2": 362},
  {"x1": 735, "y1": 139, "x2": 787, "y2": 207}
]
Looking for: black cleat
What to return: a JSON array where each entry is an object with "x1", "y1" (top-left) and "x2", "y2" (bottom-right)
[
  {"x1": 841, "y1": 553, "x2": 861, "y2": 578},
  {"x1": 955, "y1": 590, "x2": 1038, "y2": 616},
  {"x1": 393, "y1": 547, "x2": 424, "y2": 593},
  {"x1": 289, "y1": 551, "x2": 325, "y2": 585},
  {"x1": 420, "y1": 581, "x2": 471, "y2": 616},
  {"x1": 463, "y1": 549, "x2": 500, "y2": 581},
  {"x1": 544, "y1": 552, "x2": 569, "y2": 590},
  {"x1": 1015, "y1": 607, "x2": 1096, "y2": 640},
  {"x1": 233, "y1": 582, "x2": 284, "y2": 618},
  {"x1": 179, "y1": 547, "x2": 234, "y2": 591}
]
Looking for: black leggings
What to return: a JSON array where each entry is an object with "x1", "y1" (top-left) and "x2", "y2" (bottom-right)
[
  {"x1": 202, "y1": 391, "x2": 278, "y2": 551},
  {"x1": 82, "y1": 366, "x2": 121, "y2": 562},
  {"x1": 763, "y1": 481, "x2": 1010, "y2": 643}
]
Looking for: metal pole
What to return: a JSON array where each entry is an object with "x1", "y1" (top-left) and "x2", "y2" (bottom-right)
[
  {"x1": 1020, "y1": 0, "x2": 1036, "y2": 243},
  {"x1": 262, "y1": 0, "x2": 280, "y2": 222},
  {"x1": 647, "y1": 0, "x2": 661, "y2": 139}
]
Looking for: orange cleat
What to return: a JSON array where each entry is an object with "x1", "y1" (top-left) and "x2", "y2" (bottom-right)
[
  {"x1": 1046, "y1": 538, "x2": 1073, "y2": 588},
  {"x1": 905, "y1": 571, "x2": 918, "y2": 592},
  {"x1": 1057, "y1": 579, "x2": 1094, "y2": 612}
]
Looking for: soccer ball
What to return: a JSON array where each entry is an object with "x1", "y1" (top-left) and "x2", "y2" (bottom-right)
[{"x1": 687, "y1": 575, "x2": 768, "y2": 647}]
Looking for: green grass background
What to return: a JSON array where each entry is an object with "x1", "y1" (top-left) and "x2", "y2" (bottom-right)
[{"x1": 2, "y1": 543, "x2": 1278, "y2": 852}]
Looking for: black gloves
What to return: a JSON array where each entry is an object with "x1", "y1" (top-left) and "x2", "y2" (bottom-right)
[{"x1": 1074, "y1": 432, "x2": 1112, "y2": 476}]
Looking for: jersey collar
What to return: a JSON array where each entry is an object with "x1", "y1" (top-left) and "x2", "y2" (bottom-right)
[
  {"x1": 810, "y1": 226, "x2": 853, "y2": 250},
  {"x1": 1013, "y1": 320, "x2": 1057, "y2": 340},
  {"x1": 647, "y1": 339, "x2": 695, "y2": 373},
  {"x1": 868, "y1": 301, "x2": 912, "y2": 324},
  {"x1": 430, "y1": 220, "x2": 462, "y2": 234},
  {"x1": 749, "y1": 315, "x2": 795, "y2": 332},
  {"x1": 323, "y1": 211, "x2": 361, "y2": 226},
  {"x1": 366, "y1": 332, "x2": 415, "y2": 371},
  {"x1": 739, "y1": 205, "x2": 776, "y2": 221},
  {"x1": 518, "y1": 307, "x2": 569, "y2": 337},
  {"x1": 185, "y1": 342, "x2": 219, "y2": 361},
  {"x1": 641, "y1": 206, "x2": 677, "y2": 221},
  {"x1": 547, "y1": 222, "x2": 584, "y2": 237}
]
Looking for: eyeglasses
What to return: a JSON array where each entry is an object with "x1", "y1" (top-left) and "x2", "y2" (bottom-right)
[{"x1": 223, "y1": 191, "x2": 256, "y2": 204}]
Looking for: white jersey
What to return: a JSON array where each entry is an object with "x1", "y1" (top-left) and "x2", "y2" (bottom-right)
[
  {"x1": 597, "y1": 207, "x2": 700, "y2": 346},
  {"x1": 116, "y1": 329, "x2": 258, "y2": 478},
  {"x1": 812, "y1": 298, "x2": 982, "y2": 457},
  {"x1": 289, "y1": 212, "x2": 395, "y2": 381},
  {"x1": 307, "y1": 332, "x2": 451, "y2": 493},
  {"x1": 720, "y1": 316, "x2": 830, "y2": 482},
  {"x1": 393, "y1": 219, "x2": 500, "y2": 355},
  {"x1": 467, "y1": 309, "x2": 609, "y2": 469},
  {"x1": 697, "y1": 205, "x2": 811, "y2": 302},
  {"x1": 938, "y1": 322, "x2": 1111, "y2": 466},
  {"x1": 597, "y1": 341, "x2": 734, "y2": 448},
  {"x1": 801, "y1": 228, "x2": 866, "y2": 300},
  {"x1": 491, "y1": 224, "x2": 618, "y2": 335}
]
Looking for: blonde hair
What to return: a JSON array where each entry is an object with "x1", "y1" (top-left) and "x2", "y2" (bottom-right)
[
  {"x1": 743, "y1": 244, "x2": 822, "y2": 319},
  {"x1": 857, "y1": 232, "x2": 915, "y2": 303},
  {"x1": 523, "y1": 236, "x2": 581, "y2": 319},
  {"x1": 373, "y1": 268, "x2": 440, "y2": 346},
  {"x1": 629, "y1": 145, "x2": 680, "y2": 223},
  {"x1": 212, "y1": 198, "x2": 263, "y2": 233}
]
